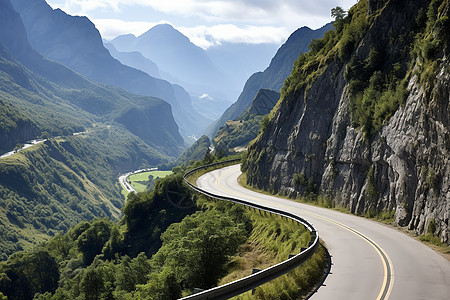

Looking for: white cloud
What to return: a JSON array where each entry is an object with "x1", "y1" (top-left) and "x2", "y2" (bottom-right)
[
  {"x1": 199, "y1": 93, "x2": 213, "y2": 100},
  {"x1": 94, "y1": 19, "x2": 290, "y2": 49},
  {"x1": 50, "y1": 0, "x2": 357, "y2": 25},
  {"x1": 93, "y1": 19, "x2": 162, "y2": 40},
  {"x1": 178, "y1": 24, "x2": 290, "y2": 49},
  {"x1": 48, "y1": 0, "x2": 357, "y2": 47}
]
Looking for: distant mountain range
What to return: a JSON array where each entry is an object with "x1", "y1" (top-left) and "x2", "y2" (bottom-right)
[
  {"x1": 104, "y1": 42, "x2": 161, "y2": 79},
  {"x1": 110, "y1": 24, "x2": 239, "y2": 119},
  {"x1": 213, "y1": 89, "x2": 280, "y2": 151},
  {"x1": 10, "y1": 0, "x2": 210, "y2": 138},
  {"x1": 1, "y1": 0, "x2": 184, "y2": 157},
  {"x1": 207, "y1": 23, "x2": 334, "y2": 137},
  {"x1": 206, "y1": 42, "x2": 279, "y2": 91},
  {"x1": 0, "y1": 0, "x2": 186, "y2": 257}
]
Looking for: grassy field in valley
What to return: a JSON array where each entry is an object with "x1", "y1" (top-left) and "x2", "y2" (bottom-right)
[{"x1": 128, "y1": 170, "x2": 172, "y2": 193}]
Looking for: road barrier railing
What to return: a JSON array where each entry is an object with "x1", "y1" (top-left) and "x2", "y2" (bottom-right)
[{"x1": 181, "y1": 159, "x2": 320, "y2": 300}]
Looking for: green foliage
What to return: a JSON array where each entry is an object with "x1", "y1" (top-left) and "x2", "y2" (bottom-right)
[
  {"x1": 411, "y1": 0, "x2": 449, "y2": 89},
  {"x1": 366, "y1": 166, "x2": 378, "y2": 199},
  {"x1": 293, "y1": 172, "x2": 317, "y2": 196},
  {"x1": 331, "y1": 6, "x2": 347, "y2": 21},
  {"x1": 346, "y1": 46, "x2": 410, "y2": 138},
  {"x1": 338, "y1": 7, "x2": 369, "y2": 61},
  {"x1": 134, "y1": 269, "x2": 181, "y2": 300},
  {"x1": 0, "y1": 126, "x2": 167, "y2": 258},
  {"x1": 176, "y1": 135, "x2": 212, "y2": 166},
  {"x1": 427, "y1": 219, "x2": 437, "y2": 235},
  {"x1": 422, "y1": 167, "x2": 439, "y2": 192},
  {"x1": 77, "y1": 219, "x2": 113, "y2": 265},
  {"x1": 150, "y1": 209, "x2": 249, "y2": 289},
  {"x1": 122, "y1": 174, "x2": 197, "y2": 257},
  {"x1": 0, "y1": 249, "x2": 59, "y2": 299},
  {"x1": 280, "y1": 0, "x2": 368, "y2": 99},
  {"x1": 259, "y1": 115, "x2": 270, "y2": 133}
]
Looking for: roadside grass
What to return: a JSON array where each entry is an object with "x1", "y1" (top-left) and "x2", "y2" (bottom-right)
[
  {"x1": 218, "y1": 206, "x2": 328, "y2": 300},
  {"x1": 238, "y1": 171, "x2": 450, "y2": 259},
  {"x1": 418, "y1": 234, "x2": 450, "y2": 258}
]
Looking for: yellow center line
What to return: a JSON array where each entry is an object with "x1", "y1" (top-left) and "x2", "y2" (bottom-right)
[{"x1": 214, "y1": 167, "x2": 394, "y2": 300}]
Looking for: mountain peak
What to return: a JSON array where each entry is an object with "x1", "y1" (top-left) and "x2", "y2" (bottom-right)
[{"x1": 139, "y1": 23, "x2": 191, "y2": 45}]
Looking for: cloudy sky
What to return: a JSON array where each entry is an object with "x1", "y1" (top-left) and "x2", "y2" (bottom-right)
[{"x1": 46, "y1": 0, "x2": 357, "y2": 49}]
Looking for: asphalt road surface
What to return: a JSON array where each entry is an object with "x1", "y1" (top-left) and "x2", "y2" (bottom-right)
[{"x1": 197, "y1": 164, "x2": 450, "y2": 300}]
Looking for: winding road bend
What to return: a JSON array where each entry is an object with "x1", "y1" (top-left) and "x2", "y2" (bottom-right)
[{"x1": 197, "y1": 164, "x2": 450, "y2": 300}]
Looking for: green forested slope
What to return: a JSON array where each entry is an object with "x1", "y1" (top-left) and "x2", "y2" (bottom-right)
[
  {"x1": 0, "y1": 126, "x2": 170, "y2": 259},
  {"x1": 0, "y1": 165, "x2": 324, "y2": 300},
  {"x1": 0, "y1": 0, "x2": 184, "y2": 258}
]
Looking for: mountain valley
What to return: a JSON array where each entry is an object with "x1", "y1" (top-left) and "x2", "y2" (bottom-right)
[{"x1": 0, "y1": 0, "x2": 449, "y2": 299}]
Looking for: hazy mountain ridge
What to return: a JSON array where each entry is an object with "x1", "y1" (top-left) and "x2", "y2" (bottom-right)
[
  {"x1": 0, "y1": 0, "x2": 184, "y2": 256},
  {"x1": 11, "y1": 0, "x2": 210, "y2": 138},
  {"x1": 111, "y1": 24, "x2": 237, "y2": 119},
  {"x1": 104, "y1": 43, "x2": 161, "y2": 79},
  {"x1": 245, "y1": 0, "x2": 450, "y2": 243},
  {"x1": 206, "y1": 42, "x2": 279, "y2": 91},
  {"x1": 207, "y1": 23, "x2": 334, "y2": 137},
  {"x1": 213, "y1": 89, "x2": 280, "y2": 151}
]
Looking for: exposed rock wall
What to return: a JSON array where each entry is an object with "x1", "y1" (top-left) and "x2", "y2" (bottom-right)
[
  {"x1": 246, "y1": 0, "x2": 449, "y2": 243},
  {"x1": 368, "y1": 0, "x2": 389, "y2": 14},
  {"x1": 321, "y1": 60, "x2": 449, "y2": 243}
]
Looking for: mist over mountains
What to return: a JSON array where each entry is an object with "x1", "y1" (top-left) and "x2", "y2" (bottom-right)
[
  {"x1": 207, "y1": 23, "x2": 334, "y2": 137},
  {"x1": 110, "y1": 24, "x2": 241, "y2": 120},
  {"x1": 0, "y1": 0, "x2": 369, "y2": 264},
  {"x1": 10, "y1": 0, "x2": 210, "y2": 139}
]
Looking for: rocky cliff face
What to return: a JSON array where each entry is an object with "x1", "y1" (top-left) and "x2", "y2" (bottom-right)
[
  {"x1": 206, "y1": 23, "x2": 334, "y2": 137},
  {"x1": 246, "y1": 0, "x2": 449, "y2": 243}
]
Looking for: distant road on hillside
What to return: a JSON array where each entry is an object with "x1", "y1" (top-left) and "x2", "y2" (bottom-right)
[
  {"x1": 0, "y1": 139, "x2": 46, "y2": 159},
  {"x1": 197, "y1": 164, "x2": 450, "y2": 300},
  {"x1": 119, "y1": 168, "x2": 157, "y2": 194}
]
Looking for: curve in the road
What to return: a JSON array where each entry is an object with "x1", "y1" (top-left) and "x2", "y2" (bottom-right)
[
  {"x1": 215, "y1": 167, "x2": 393, "y2": 300},
  {"x1": 182, "y1": 161, "x2": 320, "y2": 299},
  {"x1": 198, "y1": 164, "x2": 450, "y2": 300}
]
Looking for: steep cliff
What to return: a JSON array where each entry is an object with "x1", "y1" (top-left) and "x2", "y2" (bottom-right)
[
  {"x1": 245, "y1": 0, "x2": 449, "y2": 243},
  {"x1": 206, "y1": 23, "x2": 334, "y2": 137},
  {"x1": 213, "y1": 89, "x2": 280, "y2": 151}
]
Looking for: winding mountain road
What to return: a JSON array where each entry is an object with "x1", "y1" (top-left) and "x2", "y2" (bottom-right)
[{"x1": 197, "y1": 164, "x2": 450, "y2": 300}]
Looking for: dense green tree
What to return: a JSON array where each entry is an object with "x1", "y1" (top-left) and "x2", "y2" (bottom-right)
[
  {"x1": 0, "y1": 250, "x2": 59, "y2": 300},
  {"x1": 331, "y1": 6, "x2": 347, "y2": 21},
  {"x1": 152, "y1": 209, "x2": 248, "y2": 289},
  {"x1": 76, "y1": 219, "x2": 112, "y2": 265}
]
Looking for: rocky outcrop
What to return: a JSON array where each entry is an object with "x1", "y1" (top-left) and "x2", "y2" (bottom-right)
[
  {"x1": 320, "y1": 61, "x2": 449, "y2": 242},
  {"x1": 368, "y1": 0, "x2": 388, "y2": 14},
  {"x1": 206, "y1": 23, "x2": 334, "y2": 137},
  {"x1": 247, "y1": 89, "x2": 280, "y2": 116},
  {"x1": 246, "y1": 0, "x2": 449, "y2": 243}
]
